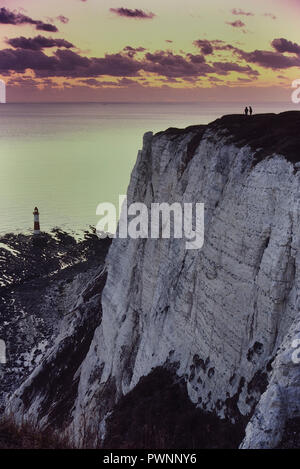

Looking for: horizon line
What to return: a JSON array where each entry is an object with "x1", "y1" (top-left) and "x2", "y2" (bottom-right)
[{"x1": 1, "y1": 100, "x2": 297, "y2": 105}]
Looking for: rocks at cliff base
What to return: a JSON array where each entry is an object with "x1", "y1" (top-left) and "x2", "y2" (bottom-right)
[{"x1": 0, "y1": 230, "x2": 111, "y2": 412}]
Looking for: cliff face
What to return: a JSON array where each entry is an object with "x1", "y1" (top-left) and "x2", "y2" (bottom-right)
[{"x1": 8, "y1": 112, "x2": 300, "y2": 449}]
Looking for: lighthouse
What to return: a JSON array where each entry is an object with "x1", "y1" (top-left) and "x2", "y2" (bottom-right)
[
  {"x1": 0, "y1": 79, "x2": 6, "y2": 104},
  {"x1": 33, "y1": 207, "x2": 40, "y2": 234}
]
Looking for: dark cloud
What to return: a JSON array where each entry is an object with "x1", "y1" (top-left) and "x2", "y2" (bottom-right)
[
  {"x1": 209, "y1": 76, "x2": 222, "y2": 82},
  {"x1": 144, "y1": 50, "x2": 256, "y2": 78},
  {"x1": 0, "y1": 7, "x2": 58, "y2": 32},
  {"x1": 186, "y1": 53, "x2": 206, "y2": 63},
  {"x1": 231, "y1": 9, "x2": 254, "y2": 16},
  {"x1": 79, "y1": 78, "x2": 102, "y2": 86},
  {"x1": 0, "y1": 49, "x2": 140, "y2": 79},
  {"x1": 144, "y1": 50, "x2": 213, "y2": 77},
  {"x1": 86, "y1": 52, "x2": 142, "y2": 78},
  {"x1": 110, "y1": 8, "x2": 155, "y2": 19},
  {"x1": 2, "y1": 34, "x2": 299, "y2": 83},
  {"x1": 237, "y1": 77, "x2": 253, "y2": 82},
  {"x1": 57, "y1": 15, "x2": 69, "y2": 24},
  {"x1": 118, "y1": 77, "x2": 136, "y2": 86},
  {"x1": 0, "y1": 45, "x2": 244, "y2": 80},
  {"x1": 196, "y1": 37, "x2": 300, "y2": 71},
  {"x1": 37, "y1": 50, "x2": 142, "y2": 78},
  {"x1": 0, "y1": 48, "x2": 56, "y2": 73},
  {"x1": 79, "y1": 78, "x2": 117, "y2": 87},
  {"x1": 226, "y1": 20, "x2": 245, "y2": 28},
  {"x1": 214, "y1": 42, "x2": 240, "y2": 53},
  {"x1": 238, "y1": 49, "x2": 300, "y2": 69},
  {"x1": 7, "y1": 76, "x2": 39, "y2": 88},
  {"x1": 193, "y1": 39, "x2": 213, "y2": 55},
  {"x1": 78, "y1": 77, "x2": 136, "y2": 87},
  {"x1": 36, "y1": 23, "x2": 58, "y2": 32},
  {"x1": 7, "y1": 35, "x2": 74, "y2": 51},
  {"x1": 123, "y1": 46, "x2": 146, "y2": 52},
  {"x1": 213, "y1": 61, "x2": 259, "y2": 76},
  {"x1": 161, "y1": 77, "x2": 179, "y2": 83},
  {"x1": 194, "y1": 39, "x2": 242, "y2": 56},
  {"x1": 123, "y1": 46, "x2": 146, "y2": 57},
  {"x1": 271, "y1": 38, "x2": 300, "y2": 54}
]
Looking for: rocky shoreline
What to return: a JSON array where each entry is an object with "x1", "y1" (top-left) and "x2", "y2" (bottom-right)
[{"x1": 0, "y1": 229, "x2": 111, "y2": 411}]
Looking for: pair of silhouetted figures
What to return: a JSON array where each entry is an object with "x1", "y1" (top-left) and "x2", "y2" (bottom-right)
[{"x1": 244, "y1": 106, "x2": 253, "y2": 116}]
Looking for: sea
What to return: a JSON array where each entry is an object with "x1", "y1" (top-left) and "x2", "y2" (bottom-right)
[{"x1": 0, "y1": 101, "x2": 297, "y2": 235}]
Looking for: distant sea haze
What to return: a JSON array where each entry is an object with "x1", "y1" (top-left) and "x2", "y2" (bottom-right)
[{"x1": 0, "y1": 102, "x2": 297, "y2": 234}]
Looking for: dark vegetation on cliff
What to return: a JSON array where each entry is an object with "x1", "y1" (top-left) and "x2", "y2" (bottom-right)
[
  {"x1": 158, "y1": 111, "x2": 300, "y2": 168},
  {"x1": 1, "y1": 369, "x2": 299, "y2": 449},
  {"x1": 277, "y1": 418, "x2": 300, "y2": 449},
  {"x1": 211, "y1": 111, "x2": 300, "y2": 166},
  {"x1": 0, "y1": 228, "x2": 110, "y2": 289},
  {"x1": 0, "y1": 366, "x2": 245, "y2": 449},
  {"x1": 103, "y1": 367, "x2": 245, "y2": 449},
  {"x1": 0, "y1": 417, "x2": 71, "y2": 449}
]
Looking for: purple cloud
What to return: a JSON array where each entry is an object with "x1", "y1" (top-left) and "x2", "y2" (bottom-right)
[
  {"x1": 194, "y1": 39, "x2": 241, "y2": 55},
  {"x1": 213, "y1": 61, "x2": 259, "y2": 76},
  {"x1": 34, "y1": 50, "x2": 142, "y2": 78},
  {"x1": 2, "y1": 34, "x2": 299, "y2": 83},
  {"x1": 0, "y1": 47, "x2": 212, "y2": 79},
  {"x1": 237, "y1": 77, "x2": 253, "y2": 82},
  {"x1": 231, "y1": 8, "x2": 254, "y2": 16},
  {"x1": 8, "y1": 76, "x2": 38, "y2": 87},
  {"x1": 193, "y1": 39, "x2": 213, "y2": 55},
  {"x1": 226, "y1": 20, "x2": 245, "y2": 28},
  {"x1": 0, "y1": 48, "x2": 56, "y2": 73},
  {"x1": 57, "y1": 15, "x2": 69, "y2": 24},
  {"x1": 78, "y1": 78, "x2": 118, "y2": 87},
  {"x1": 238, "y1": 49, "x2": 300, "y2": 69},
  {"x1": 271, "y1": 38, "x2": 300, "y2": 54},
  {"x1": 118, "y1": 77, "x2": 136, "y2": 86},
  {"x1": 7, "y1": 35, "x2": 74, "y2": 51},
  {"x1": 187, "y1": 53, "x2": 206, "y2": 64},
  {"x1": 77, "y1": 77, "x2": 138, "y2": 88},
  {"x1": 110, "y1": 8, "x2": 155, "y2": 19},
  {"x1": 123, "y1": 46, "x2": 146, "y2": 57},
  {"x1": 0, "y1": 7, "x2": 58, "y2": 32},
  {"x1": 36, "y1": 23, "x2": 57, "y2": 32},
  {"x1": 144, "y1": 50, "x2": 213, "y2": 77}
]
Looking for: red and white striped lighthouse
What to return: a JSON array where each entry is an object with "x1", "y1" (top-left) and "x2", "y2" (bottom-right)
[{"x1": 33, "y1": 207, "x2": 40, "y2": 234}]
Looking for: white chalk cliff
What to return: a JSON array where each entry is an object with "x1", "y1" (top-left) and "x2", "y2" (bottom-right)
[{"x1": 7, "y1": 112, "x2": 300, "y2": 448}]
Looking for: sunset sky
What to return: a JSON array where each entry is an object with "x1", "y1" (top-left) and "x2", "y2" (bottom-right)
[{"x1": 1, "y1": 0, "x2": 300, "y2": 101}]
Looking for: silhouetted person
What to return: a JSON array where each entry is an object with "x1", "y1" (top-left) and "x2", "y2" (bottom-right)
[
  {"x1": 244, "y1": 106, "x2": 248, "y2": 116},
  {"x1": 249, "y1": 106, "x2": 253, "y2": 116}
]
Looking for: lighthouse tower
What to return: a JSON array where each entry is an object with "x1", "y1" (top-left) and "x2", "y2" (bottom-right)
[{"x1": 33, "y1": 207, "x2": 40, "y2": 234}]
